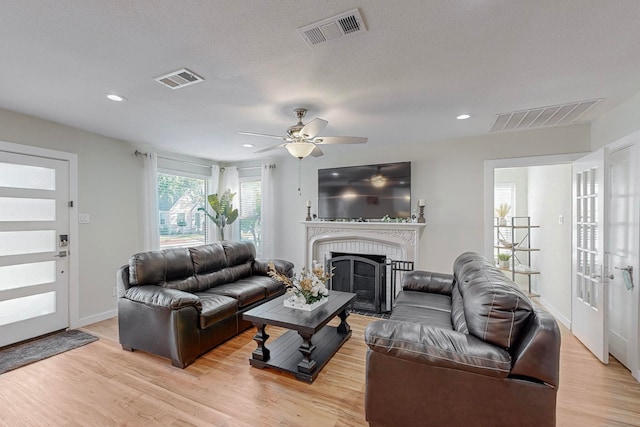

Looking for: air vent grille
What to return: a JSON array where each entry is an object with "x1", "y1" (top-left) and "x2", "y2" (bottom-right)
[
  {"x1": 154, "y1": 68, "x2": 204, "y2": 90},
  {"x1": 490, "y1": 99, "x2": 602, "y2": 132},
  {"x1": 298, "y1": 8, "x2": 367, "y2": 47}
]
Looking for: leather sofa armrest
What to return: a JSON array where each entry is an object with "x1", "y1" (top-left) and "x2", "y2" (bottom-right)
[
  {"x1": 365, "y1": 320, "x2": 511, "y2": 378},
  {"x1": 124, "y1": 285, "x2": 202, "y2": 311},
  {"x1": 253, "y1": 258, "x2": 294, "y2": 277},
  {"x1": 401, "y1": 270, "x2": 455, "y2": 295}
]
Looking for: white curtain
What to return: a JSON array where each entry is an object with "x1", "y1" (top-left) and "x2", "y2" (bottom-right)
[
  {"x1": 206, "y1": 165, "x2": 220, "y2": 243},
  {"x1": 142, "y1": 152, "x2": 160, "y2": 250},
  {"x1": 220, "y1": 166, "x2": 240, "y2": 241},
  {"x1": 261, "y1": 163, "x2": 274, "y2": 258}
]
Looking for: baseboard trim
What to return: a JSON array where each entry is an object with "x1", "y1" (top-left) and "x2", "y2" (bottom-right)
[
  {"x1": 73, "y1": 309, "x2": 117, "y2": 328},
  {"x1": 537, "y1": 297, "x2": 571, "y2": 329}
]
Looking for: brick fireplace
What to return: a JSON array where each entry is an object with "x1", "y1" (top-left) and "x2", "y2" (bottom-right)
[{"x1": 303, "y1": 221, "x2": 425, "y2": 310}]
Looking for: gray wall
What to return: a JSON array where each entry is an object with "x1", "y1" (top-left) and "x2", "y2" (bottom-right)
[{"x1": 0, "y1": 107, "x2": 142, "y2": 323}]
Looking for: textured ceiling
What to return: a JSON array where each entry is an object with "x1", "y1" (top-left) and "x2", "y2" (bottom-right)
[{"x1": 1, "y1": 1, "x2": 639, "y2": 161}]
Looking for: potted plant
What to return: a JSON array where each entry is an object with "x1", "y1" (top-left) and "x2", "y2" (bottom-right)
[
  {"x1": 495, "y1": 203, "x2": 511, "y2": 226},
  {"x1": 498, "y1": 253, "x2": 511, "y2": 269},
  {"x1": 198, "y1": 189, "x2": 238, "y2": 240}
]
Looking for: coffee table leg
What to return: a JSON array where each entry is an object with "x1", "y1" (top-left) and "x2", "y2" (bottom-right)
[
  {"x1": 297, "y1": 333, "x2": 317, "y2": 374},
  {"x1": 251, "y1": 323, "x2": 270, "y2": 362},
  {"x1": 337, "y1": 309, "x2": 351, "y2": 335}
]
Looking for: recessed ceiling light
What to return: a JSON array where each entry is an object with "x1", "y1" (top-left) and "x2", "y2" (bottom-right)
[
  {"x1": 242, "y1": 143, "x2": 254, "y2": 148},
  {"x1": 106, "y1": 94, "x2": 126, "y2": 102},
  {"x1": 456, "y1": 114, "x2": 471, "y2": 120}
]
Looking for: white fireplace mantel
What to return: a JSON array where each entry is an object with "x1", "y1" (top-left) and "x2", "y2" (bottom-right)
[{"x1": 303, "y1": 221, "x2": 425, "y2": 267}]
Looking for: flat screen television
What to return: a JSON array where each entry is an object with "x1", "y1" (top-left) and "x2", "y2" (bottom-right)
[{"x1": 318, "y1": 161, "x2": 411, "y2": 220}]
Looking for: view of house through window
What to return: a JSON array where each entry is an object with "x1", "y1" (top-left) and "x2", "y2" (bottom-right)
[
  {"x1": 158, "y1": 172, "x2": 207, "y2": 248},
  {"x1": 239, "y1": 179, "x2": 262, "y2": 256}
]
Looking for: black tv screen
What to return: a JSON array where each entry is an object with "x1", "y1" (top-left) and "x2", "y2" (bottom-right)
[{"x1": 318, "y1": 162, "x2": 411, "y2": 219}]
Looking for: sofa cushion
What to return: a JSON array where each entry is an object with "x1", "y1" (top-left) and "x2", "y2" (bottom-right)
[
  {"x1": 194, "y1": 293, "x2": 238, "y2": 329},
  {"x1": 189, "y1": 243, "x2": 227, "y2": 274},
  {"x1": 394, "y1": 291, "x2": 452, "y2": 313},
  {"x1": 205, "y1": 281, "x2": 266, "y2": 307},
  {"x1": 462, "y1": 277, "x2": 533, "y2": 350},
  {"x1": 235, "y1": 275, "x2": 284, "y2": 298},
  {"x1": 391, "y1": 305, "x2": 454, "y2": 330},
  {"x1": 402, "y1": 270, "x2": 454, "y2": 295},
  {"x1": 129, "y1": 248, "x2": 195, "y2": 289},
  {"x1": 451, "y1": 284, "x2": 468, "y2": 334},
  {"x1": 222, "y1": 241, "x2": 255, "y2": 265}
]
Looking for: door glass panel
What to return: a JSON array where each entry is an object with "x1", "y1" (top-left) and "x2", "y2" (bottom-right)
[
  {"x1": 0, "y1": 197, "x2": 56, "y2": 221},
  {"x1": 0, "y1": 291, "x2": 56, "y2": 326},
  {"x1": 0, "y1": 261, "x2": 56, "y2": 291},
  {"x1": 0, "y1": 230, "x2": 56, "y2": 256},
  {"x1": 0, "y1": 162, "x2": 55, "y2": 190}
]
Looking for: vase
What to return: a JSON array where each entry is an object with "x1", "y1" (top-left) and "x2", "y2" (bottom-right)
[{"x1": 283, "y1": 295, "x2": 328, "y2": 311}]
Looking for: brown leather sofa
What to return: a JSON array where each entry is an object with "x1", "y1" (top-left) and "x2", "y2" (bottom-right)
[
  {"x1": 116, "y1": 241, "x2": 293, "y2": 368},
  {"x1": 364, "y1": 252, "x2": 561, "y2": 427}
]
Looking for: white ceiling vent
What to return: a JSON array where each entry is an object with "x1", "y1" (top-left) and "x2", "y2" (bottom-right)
[
  {"x1": 490, "y1": 99, "x2": 602, "y2": 132},
  {"x1": 154, "y1": 68, "x2": 204, "y2": 90},
  {"x1": 298, "y1": 9, "x2": 367, "y2": 47}
]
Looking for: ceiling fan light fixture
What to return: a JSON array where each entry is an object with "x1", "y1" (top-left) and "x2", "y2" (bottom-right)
[
  {"x1": 285, "y1": 142, "x2": 315, "y2": 159},
  {"x1": 371, "y1": 173, "x2": 387, "y2": 187}
]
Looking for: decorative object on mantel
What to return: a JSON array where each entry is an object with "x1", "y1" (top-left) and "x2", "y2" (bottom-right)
[
  {"x1": 268, "y1": 261, "x2": 332, "y2": 311},
  {"x1": 417, "y1": 199, "x2": 426, "y2": 223},
  {"x1": 198, "y1": 189, "x2": 238, "y2": 240},
  {"x1": 495, "y1": 203, "x2": 511, "y2": 226},
  {"x1": 306, "y1": 200, "x2": 312, "y2": 221}
]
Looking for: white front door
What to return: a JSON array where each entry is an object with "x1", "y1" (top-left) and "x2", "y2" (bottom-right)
[
  {"x1": 0, "y1": 151, "x2": 70, "y2": 347},
  {"x1": 572, "y1": 148, "x2": 608, "y2": 363},
  {"x1": 608, "y1": 144, "x2": 639, "y2": 376}
]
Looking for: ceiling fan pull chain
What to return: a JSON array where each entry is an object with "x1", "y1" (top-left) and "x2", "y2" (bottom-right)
[{"x1": 298, "y1": 158, "x2": 303, "y2": 195}]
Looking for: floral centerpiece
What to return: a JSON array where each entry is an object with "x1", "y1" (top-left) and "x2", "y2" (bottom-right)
[{"x1": 268, "y1": 261, "x2": 332, "y2": 311}]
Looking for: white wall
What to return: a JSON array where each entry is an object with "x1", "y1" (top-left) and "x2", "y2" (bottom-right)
[
  {"x1": 528, "y1": 164, "x2": 573, "y2": 327},
  {"x1": 0, "y1": 107, "x2": 142, "y2": 323},
  {"x1": 592, "y1": 91, "x2": 640, "y2": 150},
  {"x1": 272, "y1": 124, "x2": 591, "y2": 273}
]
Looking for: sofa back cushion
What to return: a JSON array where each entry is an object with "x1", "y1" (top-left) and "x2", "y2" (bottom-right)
[
  {"x1": 222, "y1": 241, "x2": 255, "y2": 266},
  {"x1": 129, "y1": 248, "x2": 198, "y2": 292},
  {"x1": 455, "y1": 252, "x2": 533, "y2": 350},
  {"x1": 189, "y1": 243, "x2": 227, "y2": 274}
]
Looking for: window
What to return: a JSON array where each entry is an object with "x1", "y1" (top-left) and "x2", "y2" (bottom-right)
[
  {"x1": 494, "y1": 182, "x2": 516, "y2": 255},
  {"x1": 157, "y1": 172, "x2": 207, "y2": 248},
  {"x1": 238, "y1": 178, "x2": 262, "y2": 256}
]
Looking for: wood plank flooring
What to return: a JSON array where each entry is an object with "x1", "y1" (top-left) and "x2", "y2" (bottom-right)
[{"x1": 0, "y1": 314, "x2": 639, "y2": 426}]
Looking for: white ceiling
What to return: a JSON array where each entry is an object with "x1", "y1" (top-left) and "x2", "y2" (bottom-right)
[{"x1": 1, "y1": 1, "x2": 639, "y2": 162}]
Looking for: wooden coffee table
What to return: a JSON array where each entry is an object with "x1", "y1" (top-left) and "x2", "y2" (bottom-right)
[{"x1": 242, "y1": 290, "x2": 356, "y2": 382}]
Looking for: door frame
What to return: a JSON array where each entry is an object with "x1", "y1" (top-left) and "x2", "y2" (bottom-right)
[
  {"x1": 0, "y1": 140, "x2": 80, "y2": 328},
  {"x1": 483, "y1": 152, "x2": 587, "y2": 328}
]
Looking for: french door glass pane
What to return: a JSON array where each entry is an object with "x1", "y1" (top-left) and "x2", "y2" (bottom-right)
[
  {"x1": 0, "y1": 291, "x2": 56, "y2": 326},
  {"x1": 0, "y1": 197, "x2": 56, "y2": 221},
  {"x1": 0, "y1": 261, "x2": 56, "y2": 291},
  {"x1": 0, "y1": 230, "x2": 56, "y2": 256},
  {"x1": 0, "y1": 162, "x2": 55, "y2": 190}
]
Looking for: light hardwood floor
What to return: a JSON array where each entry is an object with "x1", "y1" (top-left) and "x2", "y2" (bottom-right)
[{"x1": 1, "y1": 315, "x2": 639, "y2": 426}]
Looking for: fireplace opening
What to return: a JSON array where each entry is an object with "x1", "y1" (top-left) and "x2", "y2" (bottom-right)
[{"x1": 327, "y1": 252, "x2": 387, "y2": 313}]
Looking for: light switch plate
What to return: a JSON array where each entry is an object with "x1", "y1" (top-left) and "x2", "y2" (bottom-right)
[{"x1": 79, "y1": 213, "x2": 90, "y2": 224}]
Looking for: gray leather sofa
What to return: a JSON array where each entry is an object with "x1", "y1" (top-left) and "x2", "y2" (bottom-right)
[
  {"x1": 116, "y1": 241, "x2": 293, "y2": 368},
  {"x1": 364, "y1": 252, "x2": 561, "y2": 427}
]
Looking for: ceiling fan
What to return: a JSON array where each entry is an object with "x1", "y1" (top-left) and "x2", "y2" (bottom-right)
[{"x1": 239, "y1": 108, "x2": 368, "y2": 159}]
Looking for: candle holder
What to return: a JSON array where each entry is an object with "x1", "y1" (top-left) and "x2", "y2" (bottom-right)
[
  {"x1": 306, "y1": 206, "x2": 312, "y2": 221},
  {"x1": 418, "y1": 205, "x2": 426, "y2": 223}
]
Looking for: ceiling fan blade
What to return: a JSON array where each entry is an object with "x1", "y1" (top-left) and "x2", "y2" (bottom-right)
[
  {"x1": 299, "y1": 118, "x2": 328, "y2": 139},
  {"x1": 239, "y1": 131, "x2": 287, "y2": 141},
  {"x1": 313, "y1": 136, "x2": 368, "y2": 145},
  {"x1": 254, "y1": 143, "x2": 286, "y2": 153},
  {"x1": 311, "y1": 146, "x2": 324, "y2": 157}
]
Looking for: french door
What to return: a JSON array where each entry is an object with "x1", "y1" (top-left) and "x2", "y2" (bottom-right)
[
  {"x1": 572, "y1": 148, "x2": 608, "y2": 363},
  {"x1": 0, "y1": 151, "x2": 70, "y2": 347}
]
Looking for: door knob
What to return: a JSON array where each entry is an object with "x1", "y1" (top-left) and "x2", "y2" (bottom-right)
[{"x1": 54, "y1": 251, "x2": 67, "y2": 258}]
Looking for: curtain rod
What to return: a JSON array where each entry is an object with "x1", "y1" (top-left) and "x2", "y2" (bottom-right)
[
  {"x1": 135, "y1": 150, "x2": 212, "y2": 170},
  {"x1": 223, "y1": 164, "x2": 276, "y2": 171}
]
